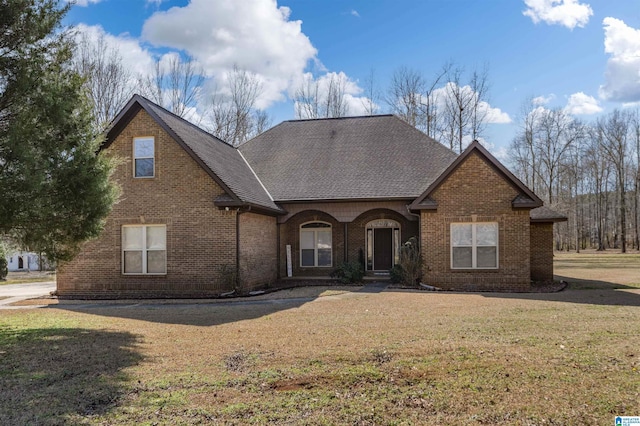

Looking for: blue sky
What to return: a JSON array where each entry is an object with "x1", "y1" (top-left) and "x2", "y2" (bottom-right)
[{"x1": 65, "y1": 0, "x2": 640, "y2": 158}]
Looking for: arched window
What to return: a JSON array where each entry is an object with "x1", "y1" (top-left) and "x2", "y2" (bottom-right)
[{"x1": 300, "y1": 222, "x2": 332, "y2": 267}]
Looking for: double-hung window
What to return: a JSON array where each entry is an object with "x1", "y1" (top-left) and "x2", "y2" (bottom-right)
[
  {"x1": 451, "y1": 223, "x2": 498, "y2": 269},
  {"x1": 134, "y1": 137, "x2": 155, "y2": 178},
  {"x1": 122, "y1": 225, "x2": 166, "y2": 274},
  {"x1": 300, "y1": 222, "x2": 332, "y2": 267}
]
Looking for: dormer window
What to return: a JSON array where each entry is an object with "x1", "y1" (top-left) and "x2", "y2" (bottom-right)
[{"x1": 134, "y1": 137, "x2": 155, "y2": 178}]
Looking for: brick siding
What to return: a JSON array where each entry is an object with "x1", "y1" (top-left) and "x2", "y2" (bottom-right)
[
  {"x1": 56, "y1": 109, "x2": 270, "y2": 298},
  {"x1": 421, "y1": 152, "x2": 532, "y2": 291},
  {"x1": 530, "y1": 222, "x2": 554, "y2": 282},
  {"x1": 239, "y1": 212, "x2": 278, "y2": 291}
]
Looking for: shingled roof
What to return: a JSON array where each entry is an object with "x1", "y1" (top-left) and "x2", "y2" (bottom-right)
[
  {"x1": 104, "y1": 95, "x2": 282, "y2": 214},
  {"x1": 239, "y1": 115, "x2": 458, "y2": 202}
]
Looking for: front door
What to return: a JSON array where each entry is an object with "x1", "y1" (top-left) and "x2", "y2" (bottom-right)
[{"x1": 373, "y1": 228, "x2": 393, "y2": 271}]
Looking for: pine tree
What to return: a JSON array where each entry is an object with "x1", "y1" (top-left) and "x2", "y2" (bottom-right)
[{"x1": 0, "y1": 0, "x2": 118, "y2": 262}]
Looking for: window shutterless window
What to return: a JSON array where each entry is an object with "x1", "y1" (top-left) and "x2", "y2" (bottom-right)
[
  {"x1": 134, "y1": 137, "x2": 155, "y2": 178},
  {"x1": 300, "y1": 222, "x2": 332, "y2": 267},
  {"x1": 122, "y1": 225, "x2": 166, "y2": 274},
  {"x1": 451, "y1": 222, "x2": 498, "y2": 269}
]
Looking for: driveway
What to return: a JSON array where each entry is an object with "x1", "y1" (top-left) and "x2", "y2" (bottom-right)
[{"x1": 0, "y1": 281, "x2": 56, "y2": 308}]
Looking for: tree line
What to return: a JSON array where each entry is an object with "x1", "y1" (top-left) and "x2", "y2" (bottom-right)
[{"x1": 510, "y1": 103, "x2": 640, "y2": 252}]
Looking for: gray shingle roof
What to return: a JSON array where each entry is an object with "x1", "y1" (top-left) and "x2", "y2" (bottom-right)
[
  {"x1": 530, "y1": 206, "x2": 568, "y2": 222},
  {"x1": 239, "y1": 115, "x2": 458, "y2": 201},
  {"x1": 106, "y1": 95, "x2": 281, "y2": 214}
]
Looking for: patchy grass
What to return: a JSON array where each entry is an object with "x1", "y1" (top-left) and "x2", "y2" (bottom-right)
[
  {"x1": 1, "y1": 271, "x2": 56, "y2": 285},
  {"x1": 554, "y1": 250, "x2": 640, "y2": 289},
  {"x1": 1, "y1": 255, "x2": 639, "y2": 424}
]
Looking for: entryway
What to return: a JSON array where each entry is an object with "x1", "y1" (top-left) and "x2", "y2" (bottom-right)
[{"x1": 366, "y1": 219, "x2": 401, "y2": 272}]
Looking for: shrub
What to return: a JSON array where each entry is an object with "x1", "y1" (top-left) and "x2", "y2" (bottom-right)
[
  {"x1": 330, "y1": 261, "x2": 364, "y2": 284},
  {"x1": 393, "y1": 237, "x2": 422, "y2": 287}
]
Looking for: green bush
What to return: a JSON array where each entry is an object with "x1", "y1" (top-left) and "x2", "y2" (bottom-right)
[
  {"x1": 330, "y1": 261, "x2": 364, "y2": 284},
  {"x1": 389, "y1": 264, "x2": 404, "y2": 283}
]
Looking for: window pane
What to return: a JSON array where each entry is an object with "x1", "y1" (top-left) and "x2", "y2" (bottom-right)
[
  {"x1": 317, "y1": 249, "x2": 331, "y2": 266},
  {"x1": 317, "y1": 230, "x2": 331, "y2": 249},
  {"x1": 301, "y1": 249, "x2": 315, "y2": 266},
  {"x1": 452, "y1": 224, "x2": 472, "y2": 246},
  {"x1": 300, "y1": 231, "x2": 315, "y2": 250},
  {"x1": 124, "y1": 251, "x2": 143, "y2": 273},
  {"x1": 477, "y1": 247, "x2": 497, "y2": 268},
  {"x1": 123, "y1": 227, "x2": 143, "y2": 250},
  {"x1": 135, "y1": 158, "x2": 154, "y2": 177},
  {"x1": 134, "y1": 138, "x2": 154, "y2": 158},
  {"x1": 477, "y1": 223, "x2": 498, "y2": 246},
  {"x1": 146, "y1": 226, "x2": 166, "y2": 249},
  {"x1": 147, "y1": 250, "x2": 166, "y2": 274},
  {"x1": 452, "y1": 247, "x2": 472, "y2": 268}
]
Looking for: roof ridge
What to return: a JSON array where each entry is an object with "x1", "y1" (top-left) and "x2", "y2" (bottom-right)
[
  {"x1": 134, "y1": 94, "x2": 234, "y2": 149},
  {"x1": 282, "y1": 114, "x2": 394, "y2": 123},
  {"x1": 237, "y1": 150, "x2": 274, "y2": 202}
]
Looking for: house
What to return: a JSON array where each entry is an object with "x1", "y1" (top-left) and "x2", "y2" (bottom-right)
[
  {"x1": 6, "y1": 252, "x2": 44, "y2": 272},
  {"x1": 56, "y1": 95, "x2": 565, "y2": 298}
]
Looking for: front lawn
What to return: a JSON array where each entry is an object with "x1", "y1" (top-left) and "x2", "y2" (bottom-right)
[{"x1": 0, "y1": 253, "x2": 638, "y2": 424}]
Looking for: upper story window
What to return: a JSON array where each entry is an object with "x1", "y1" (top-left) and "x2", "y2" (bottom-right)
[
  {"x1": 134, "y1": 137, "x2": 155, "y2": 178},
  {"x1": 300, "y1": 222, "x2": 332, "y2": 267},
  {"x1": 451, "y1": 222, "x2": 498, "y2": 269}
]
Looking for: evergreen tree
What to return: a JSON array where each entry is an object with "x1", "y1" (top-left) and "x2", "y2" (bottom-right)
[{"x1": 0, "y1": 0, "x2": 118, "y2": 262}]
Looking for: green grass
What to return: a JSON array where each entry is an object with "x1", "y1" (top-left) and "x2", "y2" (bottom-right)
[{"x1": 1, "y1": 253, "x2": 639, "y2": 424}]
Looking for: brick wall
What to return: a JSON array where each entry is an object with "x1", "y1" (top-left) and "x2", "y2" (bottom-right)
[
  {"x1": 421, "y1": 152, "x2": 532, "y2": 292},
  {"x1": 57, "y1": 109, "x2": 245, "y2": 298},
  {"x1": 530, "y1": 222, "x2": 554, "y2": 282},
  {"x1": 239, "y1": 212, "x2": 278, "y2": 291},
  {"x1": 347, "y1": 209, "x2": 419, "y2": 271},
  {"x1": 278, "y1": 210, "x2": 343, "y2": 277}
]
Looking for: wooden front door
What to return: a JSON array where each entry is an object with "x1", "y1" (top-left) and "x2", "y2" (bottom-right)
[{"x1": 373, "y1": 228, "x2": 393, "y2": 271}]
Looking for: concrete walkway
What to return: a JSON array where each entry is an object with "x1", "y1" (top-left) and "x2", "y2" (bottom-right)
[{"x1": 0, "y1": 281, "x2": 56, "y2": 308}]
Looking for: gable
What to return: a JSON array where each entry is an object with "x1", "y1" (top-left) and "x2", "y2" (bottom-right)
[
  {"x1": 104, "y1": 95, "x2": 283, "y2": 215},
  {"x1": 410, "y1": 140, "x2": 542, "y2": 212}
]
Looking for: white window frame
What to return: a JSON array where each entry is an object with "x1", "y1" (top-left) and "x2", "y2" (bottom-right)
[
  {"x1": 122, "y1": 225, "x2": 166, "y2": 275},
  {"x1": 450, "y1": 222, "x2": 498, "y2": 270},
  {"x1": 133, "y1": 136, "x2": 155, "y2": 178},
  {"x1": 300, "y1": 222, "x2": 332, "y2": 268}
]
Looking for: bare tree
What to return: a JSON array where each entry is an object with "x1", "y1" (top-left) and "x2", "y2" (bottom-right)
[
  {"x1": 72, "y1": 31, "x2": 134, "y2": 131},
  {"x1": 441, "y1": 64, "x2": 491, "y2": 153},
  {"x1": 420, "y1": 65, "x2": 448, "y2": 139},
  {"x1": 360, "y1": 68, "x2": 380, "y2": 115},
  {"x1": 294, "y1": 73, "x2": 349, "y2": 119},
  {"x1": 205, "y1": 66, "x2": 271, "y2": 146},
  {"x1": 139, "y1": 54, "x2": 204, "y2": 120},
  {"x1": 385, "y1": 66, "x2": 425, "y2": 128},
  {"x1": 598, "y1": 109, "x2": 632, "y2": 253}
]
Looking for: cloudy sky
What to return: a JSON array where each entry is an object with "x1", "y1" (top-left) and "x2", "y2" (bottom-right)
[{"x1": 65, "y1": 0, "x2": 640, "y2": 157}]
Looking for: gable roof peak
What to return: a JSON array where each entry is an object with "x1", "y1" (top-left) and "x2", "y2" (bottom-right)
[{"x1": 410, "y1": 139, "x2": 543, "y2": 210}]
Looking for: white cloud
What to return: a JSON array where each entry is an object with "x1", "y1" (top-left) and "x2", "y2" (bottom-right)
[
  {"x1": 350, "y1": 10, "x2": 360, "y2": 18},
  {"x1": 141, "y1": 0, "x2": 318, "y2": 108},
  {"x1": 433, "y1": 83, "x2": 512, "y2": 124},
  {"x1": 532, "y1": 94, "x2": 556, "y2": 105},
  {"x1": 74, "y1": 24, "x2": 156, "y2": 78},
  {"x1": 293, "y1": 71, "x2": 373, "y2": 116},
  {"x1": 564, "y1": 92, "x2": 602, "y2": 115},
  {"x1": 599, "y1": 17, "x2": 640, "y2": 103},
  {"x1": 523, "y1": 0, "x2": 593, "y2": 29}
]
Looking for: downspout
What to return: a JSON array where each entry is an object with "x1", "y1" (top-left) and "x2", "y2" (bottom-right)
[
  {"x1": 236, "y1": 206, "x2": 251, "y2": 293},
  {"x1": 276, "y1": 222, "x2": 281, "y2": 279},
  {"x1": 406, "y1": 204, "x2": 422, "y2": 243}
]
